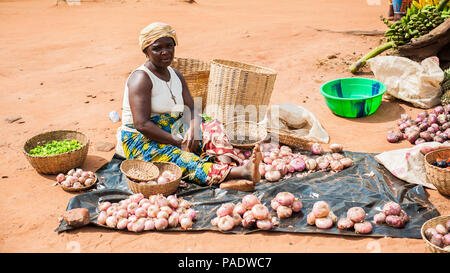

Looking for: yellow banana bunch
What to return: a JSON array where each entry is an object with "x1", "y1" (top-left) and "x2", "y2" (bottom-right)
[{"x1": 413, "y1": 0, "x2": 450, "y2": 9}]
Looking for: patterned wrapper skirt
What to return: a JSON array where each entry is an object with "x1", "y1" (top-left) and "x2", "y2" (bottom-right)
[{"x1": 121, "y1": 113, "x2": 241, "y2": 186}]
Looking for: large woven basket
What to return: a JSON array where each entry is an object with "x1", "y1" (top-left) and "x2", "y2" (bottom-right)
[
  {"x1": 120, "y1": 159, "x2": 160, "y2": 182},
  {"x1": 125, "y1": 161, "x2": 182, "y2": 197},
  {"x1": 205, "y1": 59, "x2": 277, "y2": 123},
  {"x1": 171, "y1": 57, "x2": 210, "y2": 110},
  {"x1": 420, "y1": 215, "x2": 450, "y2": 253},
  {"x1": 424, "y1": 147, "x2": 450, "y2": 196},
  {"x1": 23, "y1": 130, "x2": 89, "y2": 174},
  {"x1": 266, "y1": 128, "x2": 312, "y2": 149},
  {"x1": 224, "y1": 121, "x2": 267, "y2": 149}
]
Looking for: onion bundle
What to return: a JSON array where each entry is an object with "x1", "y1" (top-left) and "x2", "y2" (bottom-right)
[
  {"x1": 96, "y1": 193, "x2": 197, "y2": 232},
  {"x1": 306, "y1": 201, "x2": 337, "y2": 229},
  {"x1": 337, "y1": 207, "x2": 373, "y2": 234},
  {"x1": 371, "y1": 201, "x2": 409, "y2": 229},
  {"x1": 211, "y1": 194, "x2": 278, "y2": 231},
  {"x1": 388, "y1": 105, "x2": 450, "y2": 145},
  {"x1": 56, "y1": 168, "x2": 96, "y2": 189},
  {"x1": 251, "y1": 143, "x2": 353, "y2": 183},
  {"x1": 424, "y1": 220, "x2": 450, "y2": 250},
  {"x1": 270, "y1": 192, "x2": 303, "y2": 219}
]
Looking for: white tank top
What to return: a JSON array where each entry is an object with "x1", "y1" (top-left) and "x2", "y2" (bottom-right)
[{"x1": 121, "y1": 65, "x2": 184, "y2": 126}]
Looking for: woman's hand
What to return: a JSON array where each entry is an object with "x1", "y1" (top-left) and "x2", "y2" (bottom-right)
[{"x1": 181, "y1": 126, "x2": 200, "y2": 153}]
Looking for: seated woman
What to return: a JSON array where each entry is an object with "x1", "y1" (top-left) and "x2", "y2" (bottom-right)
[{"x1": 118, "y1": 22, "x2": 261, "y2": 187}]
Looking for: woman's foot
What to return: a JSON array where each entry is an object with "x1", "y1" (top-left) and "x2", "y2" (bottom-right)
[{"x1": 224, "y1": 144, "x2": 262, "y2": 183}]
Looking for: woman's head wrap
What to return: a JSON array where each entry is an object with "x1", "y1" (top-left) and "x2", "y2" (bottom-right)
[{"x1": 139, "y1": 22, "x2": 178, "y2": 52}]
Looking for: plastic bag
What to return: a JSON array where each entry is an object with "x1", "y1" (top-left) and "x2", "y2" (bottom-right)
[
  {"x1": 375, "y1": 142, "x2": 450, "y2": 190},
  {"x1": 367, "y1": 56, "x2": 444, "y2": 109},
  {"x1": 259, "y1": 104, "x2": 329, "y2": 143}
]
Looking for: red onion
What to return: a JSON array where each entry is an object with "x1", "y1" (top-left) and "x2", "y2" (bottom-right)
[
  {"x1": 98, "y1": 202, "x2": 112, "y2": 212},
  {"x1": 178, "y1": 199, "x2": 191, "y2": 209},
  {"x1": 271, "y1": 199, "x2": 280, "y2": 211},
  {"x1": 436, "y1": 224, "x2": 447, "y2": 235},
  {"x1": 289, "y1": 158, "x2": 306, "y2": 172},
  {"x1": 232, "y1": 213, "x2": 242, "y2": 226},
  {"x1": 154, "y1": 218, "x2": 168, "y2": 230},
  {"x1": 117, "y1": 218, "x2": 129, "y2": 230},
  {"x1": 373, "y1": 213, "x2": 386, "y2": 224},
  {"x1": 56, "y1": 173, "x2": 65, "y2": 183},
  {"x1": 315, "y1": 217, "x2": 333, "y2": 229},
  {"x1": 276, "y1": 205, "x2": 293, "y2": 219},
  {"x1": 256, "y1": 219, "x2": 273, "y2": 230},
  {"x1": 312, "y1": 201, "x2": 330, "y2": 218},
  {"x1": 430, "y1": 233, "x2": 444, "y2": 248},
  {"x1": 167, "y1": 212, "x2": 179, "y2": 227},
  {"x1": 340, "y1": 158, "x2": 353, "y2": 168},
  {"x1": 144, "y1": 219, "x2": 155, "y2": 230},
  {"x1": 211, "y1": 217, "x2": 219, "y2": 226},
  {"x1": 401, "y1": 114, "x2": 411, "y2": 120},
  {"x1": 97, "y1": 211, "x2": 107, "y2": 225},
  {"x1": 233, "y1": 203, "x2": 247, "y2": 216},
  {"x1": 306, "y1": 212, "x2": 316, "y2": 225},
  {"x1": 130, "y1": 193, "x2": 144, "y2": 204},
  {"x1": 330, "y1": 160, "x2": 344, "y2": 172},
  {"x1": 328, "y1": 210, "x2": 338, "y2": 224},
  {"x1": 251, "y1": 204, "x2": 270, "y2": 220},
  {"x1": 242, "y1": 214, "x2": 256, "y2": 228},
  {"x1": 275, "y1": 192, "x2": 295, "y2": 207},
  {"x1": 311, "y1": 143, "x2": 324, "y2": 155},
  {"x1": 385, "y1": 215, "x2": 405, "y2": 228},
  {"x1": 180, "y1": 215, "x2": 193, "y2": 230},
  {"x1": 347, "y1": 207, "x2": 366, "y2": 223},
  {"x1": 160, "y1": 206, "x2": 173, "y2": 215},
  {"x1": 265, "y1": 170, "x2": 282, "y2": 182},
  {"x1": 330, "y1": 143, "x2": 344, "y2": 153},
  {"x1": 106, "y1": 216, "x2": 118, "y2": 228},
  {"x1": 305, "y1": 159, "x2": 317, "y2": 171},
  {"x1": 157, "y1": 210, "x2": 169, "y2": 219},
  {"x1": 134, "y1": 207, "x2": 147, "y2": 218},
  {"x1": 318, "y1": 161, "x2": 329, "y2": 171},
  {"x1": 443, "y1": 234, "x2": 450, "y2": 245},
  {"x1": 425, "y1": 227, "x2": 438, "y2": 240},
  {"x1": 337, "y1": 218, "x2": 354, "y2": 230},
  {"x1": 354, "y1": 221, "x2": 373, "y2": 234},
  {"x1": 147, "y1": 205, "x2": 159, "y2": 218},
  {"x1": 117, "y1": 209, "x2": 128, "y2": 219},
  {"x1": 217, "y1": 203, "x2": 235, "y2": 217},
  {"x1": 292, "y1": 199, "x2": 303, "y2": 212},
  {"x1": 383, "y1": 202, "x2": 401, "y2": 216},
  {"x1": 217, "y1": 215, "x2": 234, "y2": 231}
]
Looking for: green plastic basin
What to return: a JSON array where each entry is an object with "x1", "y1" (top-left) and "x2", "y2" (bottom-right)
[{"x1": 320, "y1": 77, "x2": 387, "y2": 118}]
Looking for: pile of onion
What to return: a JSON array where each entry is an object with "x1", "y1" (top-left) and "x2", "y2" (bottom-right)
[
  {"x1": 387, "y1": 105, "x2": 450, "y2": 145},
  {"x1": 96, "y1": 193, "x2": 197, "y2": 232},
  {"x1": 56, "y1": 168, "x2": 96, "y2": 189},
  {"x1": 424, "y1": 220, "x2": 450, "y2": 250},
  {"x1": 372, "y1": 201, "x2": 409, "y2": 229},
  {"x1": 245, "y1": 143, "x2": 354, "y2": 183},
  {"x1": 337, "y1": 206, "x2": 373, "y2": 234},
  {"x1": 270, "y1": 192, "x2": 303, "y2": 219},
  {"x1": 140, "y1": 170, "x2": 177, "y2": 185},
  {"x1": 211, "y1": 194, "x2": 278, "y2": 231},
  {"x1": 306, "y1": 201, "x2": 337, "y2": 229}
]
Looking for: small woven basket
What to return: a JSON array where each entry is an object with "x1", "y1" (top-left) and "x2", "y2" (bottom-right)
[
  {"x1": 61, "y1": 175, "x2": 98, "y2": 193},
  {"x1": 224, "y1": 121, "x2": 267, "y2": 149},
  {"x1": 424, "y1": 147, "x2": 450, "y2": 196},
  {"x1": 266, "y1": 128, "x2": 312, "y2": 149},
  {"x1": 23, "y1": 130, "x2": 89, "y2": 174},
  {"x1": 171, "y1": 57, "x2": 210, "y2": 110},
  {"x1": 205, "y1": 59, "x2": 277, "y2": 123},
  {"x1": 420, "y1": 215, "x2": 450, "y2": 253},
  {"x1": 120, "y1": 159, "x2": 160, "y2": 182},
  {"x1": 125, "y1": 161, "x2": 182, "y2": 197}
]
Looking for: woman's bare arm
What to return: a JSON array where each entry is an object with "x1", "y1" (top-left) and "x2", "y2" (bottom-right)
[{"x1": 127, "y1": 70, "x2": 183, "y2": 147}]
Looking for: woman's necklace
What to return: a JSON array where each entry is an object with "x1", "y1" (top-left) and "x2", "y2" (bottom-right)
[{"x1": 165, "y1": 79, "x2": 177, "y2": 105}]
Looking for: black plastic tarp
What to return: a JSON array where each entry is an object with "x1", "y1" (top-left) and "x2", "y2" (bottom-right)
[{"x1": 56, "y1": 151, "x2": 440, "y2": 238}]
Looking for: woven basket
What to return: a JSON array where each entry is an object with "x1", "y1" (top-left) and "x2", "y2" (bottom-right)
[
  {"x1": 171, "y1": 57, "x2": 210, "y2": 110},
  {"x1": 126, "y1": 161, "x2": 182, "y2": 197},
  {"x1": 205, "y1": 59, "x2": 277, "y2": 123},
  {"x1": 23, "y1": 130, "x2": 89, "y2": 174},
  {"x1": 224, "y1": 121, "x2": 267, "y2": 149},
  {"x1": 420, "y1": 215, "x2": 450, "y2": 253},
  {"x1": 120, "y1": 159, "x2": 160, "y2": 182},
  {"x1": 61, "y1": 175, "x2": 98, "y2": 193},
  {"x1": 266, "y1": 128, "x2": 312, "y2": 149},
  {"x1": 424, "y1": 147, "x2": 450, "y2": 196}
]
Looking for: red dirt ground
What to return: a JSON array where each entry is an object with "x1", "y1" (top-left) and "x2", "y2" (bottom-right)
[{"x1": 0, "y1": 0, "x2": 448, "y2": 252}]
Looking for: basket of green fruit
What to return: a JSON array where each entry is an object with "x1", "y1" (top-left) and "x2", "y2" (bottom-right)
[{"x1": 23, "y1": 130, "x2": 90, "y2": 174}]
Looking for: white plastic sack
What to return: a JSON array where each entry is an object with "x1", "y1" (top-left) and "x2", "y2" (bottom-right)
[
  {"x1": 375, "y1": 142, "x2": 450, "y2": 190},
  {"x1": 367, "y1": 56, "x2": 444, "y2": 109},
  {"x1": 260, "y1": 104, "x2": 329, "y2": 144}
]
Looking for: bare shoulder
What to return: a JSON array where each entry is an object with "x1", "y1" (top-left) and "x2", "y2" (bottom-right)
[{"x1": 127, "y1": 70, "x2": 152, "y2": 94}]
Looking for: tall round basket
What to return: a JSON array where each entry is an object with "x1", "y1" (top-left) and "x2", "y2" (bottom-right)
[
  {"x1": 205, "y1": 59, "x2": 277, "y2": 123},
  {"x1": 171, "y1": 57, "x2": 210, "y2": 110}
]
